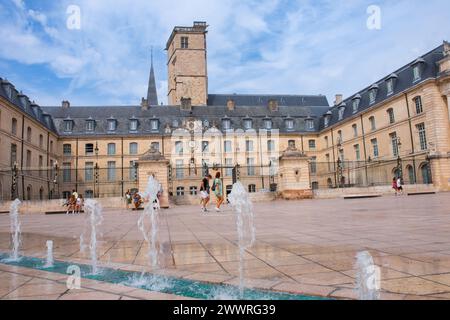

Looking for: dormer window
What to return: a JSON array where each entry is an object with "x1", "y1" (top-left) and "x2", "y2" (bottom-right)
[
  {"x1": 129, "y1": 119, "x2": 138, "y2": 132},
  {"x1": 150, "y1": 119, "x2": 159, "y2": 131},
  {"x1": 412, "y1": 58, "x2": 425, "y2": 82},
  {"x1": 107, "y1": 118, "x2": 117, "y2": 131},
  {"x1": 63, "y1": 119, "x2": 73, "y2": 132},
  {"x1": 172, "y1": 120, "x2": 179, "y2": 128},
  {"x1": 285, "y1": 118, "x2": 294, "y2": 131},
  {"x1": 338, "y1": 103, "x2": 346, "y2": 120},
  {"x1": 86, "y1": 119, "x2": 95, "y2": 132},
  {"x1": 386, "y1": 74, "x2": 398, "y2": 96},
  {"x1": 352, "y1": 95, "x2": 361, "y2": 114},
  {"x1": 369, "y1": 84, "x2": 379, "y2": 105},
  {"x1": 203, "y1": 119, "x2": 209, "y2": 128},
  {"x1": 324, "y1": 112, "x2": 332, "y2": 128},
  {"x1": 263, "y1": 118, "x2": 272, "y2": 130},
  {"x1": 222, "y1": 118, "x2": 231, "y2": 130},
  {"x1": 243, "y1": 118, "x2": 253, "y2": 130},
  {"x1": 306, "y1": 119, "x2": 314, "y2": 131}
]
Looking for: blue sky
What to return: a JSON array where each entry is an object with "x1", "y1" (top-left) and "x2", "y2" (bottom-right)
[{"x1": 0, "y1": 0, "x2": 450, "y2": 106}]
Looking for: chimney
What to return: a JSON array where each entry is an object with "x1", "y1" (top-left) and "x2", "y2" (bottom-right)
[
  {"x1": 268, "y1": 99, "x2": 279, "y2": 112},
  {"x1": 334, "y1": 94, "x2": 343, "y2": 106},
  {"x1": 141, "y1": 97, "x2": 149, "y2": 110},
  {"x1": 62, "y1": 100, "x2": 70, "y2": 108},
  {"x1": 227, "y1": 99, "x2": 235, "y2": 111}
]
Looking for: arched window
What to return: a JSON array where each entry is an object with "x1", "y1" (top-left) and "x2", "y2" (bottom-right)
[
  {"x1": 26, "y1": 127, "x2": 32, "y2": 142},
  {"x1": 39, "y1": 187, "x2": 44, "y2": 201},
  {"x1": 26, "y1": 185, "x2": 32, "y2": 201},
  {"x1": 11, "y1": 118, "x2": 17, "y2": 135},
  {"x1": 39, "y1": 134, "x2": 44, "y2": 148},
  {"x1": 369, "y1": 116, "x2": 376, "y2": 131},
  {"x1": 414, "y1": 96, "x2": 423, "y2": 114},
  {"x1": 387, "y1": 108, "x2": 395, "y2": 124},
  {"x1": 312, "y1": 182, "x2": 319, "y2": 190},
  {"x1": 327, "y1": 178, "x2": 333, "y2": 188},
  {"x1": 407, "y1": 165, "x2": 415, "y2": 184},
  {"x1": 420, "y1": 163, "x2": 432, "y2": 184}
]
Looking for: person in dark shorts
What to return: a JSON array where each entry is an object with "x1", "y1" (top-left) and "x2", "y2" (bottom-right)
[{"x1": 200, "y1": 174, "x2": 212, "y2": 213}]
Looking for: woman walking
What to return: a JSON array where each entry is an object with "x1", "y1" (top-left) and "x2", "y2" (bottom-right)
[{"x1": 213, "y1": 172, "x2": 224, "y2": 212}]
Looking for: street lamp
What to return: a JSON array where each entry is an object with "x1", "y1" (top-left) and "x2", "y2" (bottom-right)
[
  {"x1": 94, "y1": 163, "x2": 99, "y2": 198},
  {"x1": 396, "y1": 137, "x2": 403, "y2": 179},
  {"x1": 53, "y1": 161, "x2": 59, "y2": 199},
  {"x1": 11, "y1": 161, "x2": 18, "y2": 200}
]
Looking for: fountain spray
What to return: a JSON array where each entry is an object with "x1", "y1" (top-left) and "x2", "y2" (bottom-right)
[
  {"x1": 228, "y1": 182, "x2": 256, "y2": 298},
  {"x1": 138, "y1": 175, "x2": 161, "y2": 269},
  {"x1": 44, "y1": 240, "x2": 54, "y2": 268},
  {"x1": 355, "y1": 251, "x2": 381, "y2": 300},
  {"x1": 80, "y1": 199, "x2": 103, "y2": 274},
  {"x1": 7, "y1": 199, "x2": 22, "y2": 262}
]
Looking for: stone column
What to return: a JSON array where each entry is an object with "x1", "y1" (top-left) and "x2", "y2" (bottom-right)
[
  {"x1": 277, "y1": 147, "x2": 313, "y2": 200},
  {"x1": 137, "y1": 147, "x2": 170, "y2": 208}
]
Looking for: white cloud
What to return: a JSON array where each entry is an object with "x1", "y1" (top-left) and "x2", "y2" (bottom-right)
[{"x1": 0, "y1": 0, "x2": 449, "y2": 106}]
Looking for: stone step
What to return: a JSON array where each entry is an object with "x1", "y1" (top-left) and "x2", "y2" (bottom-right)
[{"x1": 343, "y1": 194, "x2": 382, "y2": 199}]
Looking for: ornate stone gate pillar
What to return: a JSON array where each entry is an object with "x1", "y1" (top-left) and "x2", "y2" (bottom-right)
[
  {"x1": 137, "y1": 147, "x2": 170, "y2": 208},
  {"x1": 278, "y1": 147, "x2": 313, "y2": 200}
]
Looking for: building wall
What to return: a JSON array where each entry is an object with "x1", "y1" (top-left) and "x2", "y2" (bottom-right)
[{"x1": 0, "y1": 97, "x2": 58, "y2": 201}]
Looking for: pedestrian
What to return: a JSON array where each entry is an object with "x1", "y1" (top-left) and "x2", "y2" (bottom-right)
[
  {"x1": 200, "y1": 174, "x2": 212, "y2": 213},
  {"x1": 72, "y1": 189, "x2": 78, "y2": 201},
  {"x1": 212, "y1": 172, "x2": 224, "y2": 212},
  {"x1": 397, "y1": 176, "x2": 404, "y2": 195},
  {"x1": 133, "y1": 192, "x2": 143, "y2": 210},
  {"x1": 76, "y1": 195, "x2": 84, "y2": 214},
  {"x1": 392, "y1": 177, "x2": 399, "y2": 196},
  {"x1": 125, "y1": 189, "x2": 132, "y2": 209}
]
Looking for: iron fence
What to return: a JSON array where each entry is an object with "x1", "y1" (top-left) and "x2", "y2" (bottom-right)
[
  {"x1": 309, "y1": 155, "x2": 433, "y2": 189},
  {"x1": 0, "y1": 167, "x2": 139, "y2": 201}
]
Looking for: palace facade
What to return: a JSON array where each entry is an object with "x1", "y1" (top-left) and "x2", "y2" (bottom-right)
[{"x1": 1, "y1": 21, "x2": 449, "y2": 201}]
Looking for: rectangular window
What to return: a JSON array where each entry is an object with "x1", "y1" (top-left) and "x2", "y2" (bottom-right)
[
  {"x1": 129, "y1": 120, "x2": 138, "y2": 131},
  {"x1": 85, "y1": 143, "x2": 94, "y2": 156},
  {"x1": 151, "y1": 142, "x2": 160, "y2": 152},
  {"x1": 107, "y1": 143, "x2": 116, "y2": 155},
  {"x1": 388, "y1": 109, "x2": 395, "y2": 124},
  {"x1": 246, "y1": 140, "x2": 253, "y2": 152},
  {"x1": 64, "y1": 121, "x2": 73, "y2": 132},
  {"x1": 150, "y1": 120, "x2": 159, "y2": 131},
  {"x1": 308, "y1": 140, "x2": 316, "y2": 150},
  {"x1": 371, "y1": 139, "x2": 379, "y2": 158},
  {"x1": 86, "y1": 121, "x2": 95, "y2": 132},
  {"x1": 326, "y1": 154, "x2": 331, "y2": 172},
  {"x1": 63, "y1": 163, "x2": 71, "y2": 182},
  {"x1": 224, "y1": 140, "x2": 232, "y2": 153},
  {"x1": 370, "y1": 117, "x2": 376, "y2": 131},
  {"x1": 244, "y1": 119, "x2": 252, "y2": 130},
  {"x1": 63, "y1": 144, "x2": 72, "y2": 156},
  {"x1": 416, "y1": 123, "x2": 427, "y2": 151},
  {"x1": 107, "y1": 120, "x2": 116, "y2": 131},
  {"x1": 26, "y1": 150, "x2": 32, "y2": 168},
  {"x1": 310, "y1": 156, "x2": 317, "y2": 174},
  {"x1": 129, "y1": 143, "x2": 138, "y2": 155},
  {"x1": 285, "y1": 119, "x2": 294, "y2": 130},
  {"x1": 190, "y1": 186, "x2": 197, "y2": 196},
  {"x1": 181, "y1": 36, "x2": 189, "y2": 49},
  {"x1": 369, "y1": 90, "x2": 376, "y2": 104},
  {"x1": 176, "y1": 187, "x2": 185, "y2": 196},
  {"x1": 306, "y1": 119, "x2": 314, "y2": 130},
  {"x1": 354, "y1": 144, "x2": 361, "y2": 161},
  {"x1": 176, "y1": 160, "x2": 184, "y2": 179},
  {"x1": 390, "y1": 133, "x2": 399, "y2": 157},
  {"x1": 85, "y1": 162, "x2": 94, "y2": 182},
  {"x1": 247, "y1": 158, "x2": 255, "y2": 176},
  {"x1": 107, "y1": 161, "x2": 116, "y2": 181}
]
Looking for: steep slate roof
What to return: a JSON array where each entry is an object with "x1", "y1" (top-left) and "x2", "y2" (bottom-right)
[
  {"x1": 319, "y1": 44, "x2": 445, "y2": 130},
  {"x1": 146, "y1": 50, "x2": 158, "y2": 106},
  {"x1": 42, "y1": 102, "x2": 330, "y2": 137},
  {"x1": 0, "y1": 78, "x2": 58, "y2": 133},
  {"x1": 207, "y1": 94, "x2": 329, "y2": 107}
]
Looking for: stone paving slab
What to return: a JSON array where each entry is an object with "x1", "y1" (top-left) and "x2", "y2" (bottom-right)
[{"x1": 1, "y1": 193, "x2": 450, "y2": 300}]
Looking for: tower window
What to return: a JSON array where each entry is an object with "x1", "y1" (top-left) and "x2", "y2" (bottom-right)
[{"x1": 181, "y1": 37, "x2": 189, "y2": 49}]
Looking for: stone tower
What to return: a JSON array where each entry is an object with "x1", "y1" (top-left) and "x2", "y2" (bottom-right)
[{"x1": 166, "y1": 21, "x2": 208, "y2": 106}]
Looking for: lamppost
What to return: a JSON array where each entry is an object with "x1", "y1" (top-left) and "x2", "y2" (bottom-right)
[
  {"x1": 53, "y1": 161, "x2": 59, "y2": 199},
  {"x1": 94, "y1": 142, "x2": 99, "y2": 198},
  {"x1": 396, "y1": 137, "x2": 403, "y2": 179},
  {"x1": 336, "y1": 143, "x2": 344, "y2": 188},
  {"x1": 11, "y1": 161, "x2": 18, "y2": 200}
]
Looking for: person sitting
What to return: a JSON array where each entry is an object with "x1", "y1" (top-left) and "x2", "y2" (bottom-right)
[{"x1": 133, "y1": 192, "x2": 143, "y2": 210}]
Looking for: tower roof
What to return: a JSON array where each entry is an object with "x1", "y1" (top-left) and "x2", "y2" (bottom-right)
[{"x1": 146, "y1": 48, "x2": 158, "y2": 106}]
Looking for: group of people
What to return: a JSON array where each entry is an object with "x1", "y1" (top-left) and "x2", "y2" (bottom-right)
[
  {"x1": 392, "y1": 177, "x2": 404, "y2": 195},
  {"x1": 64, "y1": 190, "x2": 84, "y2": 214},
  {"x1": 125, "y1": 183, "x2": 163, "y2": 211},
  {"x1": 200, "y1": 172, "x2": 224, "y2": 213}
]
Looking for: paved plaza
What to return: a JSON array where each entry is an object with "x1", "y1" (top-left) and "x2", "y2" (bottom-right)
[{"x1": 1, "y1": 193, "x2": 450, "y2": 300}]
